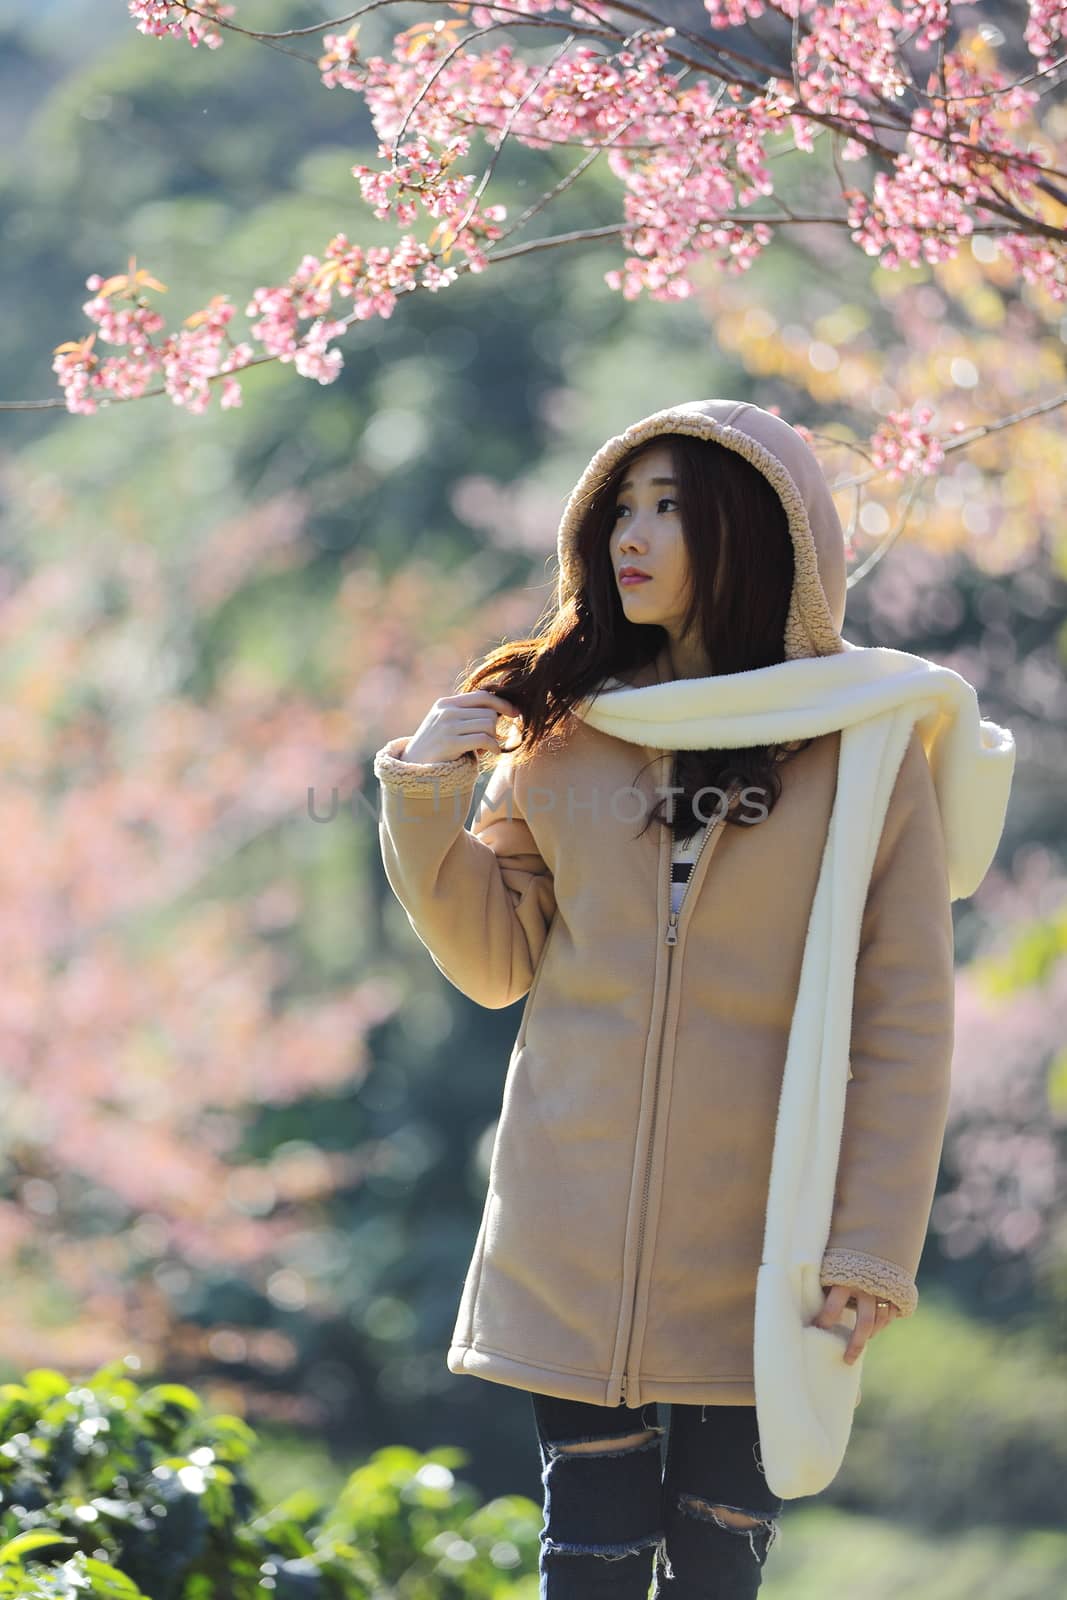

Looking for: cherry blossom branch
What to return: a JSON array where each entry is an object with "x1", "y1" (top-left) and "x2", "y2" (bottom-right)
[
  {"x1": 829, "y1": 388, "x2": 1067, "y2": 495},
  {"x1": 845, "y1": 471, "x2": 929, "y2": 587},
  {"x1": 179, "y1": 0, "x2": 783, "y2": 83},
  {"x1": 449, "y1": 28, "x2": 588, "y2": 242},
  {"x1": 206, "y1": 0, "x2": 1067, "y2": 111},
  {"x1": 26, "y1": 3, "x2": 1063, "y2": 419},
  {"x1": 493, "y1": 70, "x2": 734, "y2": 243},
  {"x1": 177, "y1": 0, "x2": 1067, "y2": 187},
  {"x1": 3, "y1": 221, "x2": 1053, "y2": 417},
  {"x1": 434, "y1": 99, "x2": 1067, "y2": 198},
  {"x1": 817, "y1": 17, "x2": 1067, "y2": 186},
  {"x1": 153, "y1": 3, "x2": 1067, "y2": 207},
  {"x1": 388, "y1": 17, "x2": 602, "y2": 165},
  {"x1": 475, "y1": 213, "x2": 1042, "y2": 262},
  {"x1": 795, "y1": 388, "x2": 1067, "y2": 583}
]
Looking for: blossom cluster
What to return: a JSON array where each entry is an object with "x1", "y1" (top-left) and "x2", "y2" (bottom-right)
[
  {"x1": 868, "y1": 404, "x2": 959, "y2": 479},
  {"x1": 57, "y1": 2, "x2": 1064, "y2": 414},
  {"x1": 843, "y1": 41, "x2": 1056, "y2": 295},
  {"x1": 51, "y1": 224, "x2": 481, "y2": 414},
  {"x1": 52, "y1": 275, "x2": 254, "y2": 415},
  {"x1": 352, "y1": 130, "x2": 508, "y2": 261},
  {"x1": 128, "y1": 0, "x2": 234, "y2": 50},
  {"x1": 348, "y1": 30, "x2": 788, "y2": 298},
  {"x1": 331, "y1": 16, "x2": 1061, "y2": 303},
  {"x1": 1022, "y1": 0, "x2": 1065, "y2": 71}
]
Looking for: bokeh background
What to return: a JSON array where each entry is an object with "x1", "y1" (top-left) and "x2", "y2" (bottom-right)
[{"x1": 1, "y1": 1, "x2": 1065, "y2": 1593}]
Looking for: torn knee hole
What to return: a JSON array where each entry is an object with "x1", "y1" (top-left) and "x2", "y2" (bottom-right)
[
  {"x1": 542, "y1": 1532, "x2": 662, "y2": 1560},
  {"x1": 553, "y1": 1428, "x2": 659, "y2": 1457},
  {"x1": 678, "y1": 1495, "x2": 776, "y2": 1534}
]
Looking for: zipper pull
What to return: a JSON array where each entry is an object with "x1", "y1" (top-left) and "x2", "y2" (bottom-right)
[
  {"x1": 620, "y1": 1373, "x2": 628, "y2": 1401},
  {"x1": 665, "y1": 916, "x2": 678, "y2": 946}
]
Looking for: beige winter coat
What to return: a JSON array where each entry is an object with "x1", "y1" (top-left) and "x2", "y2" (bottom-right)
[{"x1": 371, "y1": 399, "x2": 1003, "y2": 1413}]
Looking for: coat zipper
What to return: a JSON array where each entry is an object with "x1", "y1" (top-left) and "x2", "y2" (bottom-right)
[{"x1": 618, "y1": 774, "x2": 736, "y2": 1404}]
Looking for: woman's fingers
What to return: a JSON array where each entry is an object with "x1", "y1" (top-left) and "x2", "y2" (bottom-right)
[
  {"x1": 447, "y1": 693, "x2": 523, "y2": 753},
  {"x1": 452, "y1": 711, "x2": 515, "y2": 751},
  {"x1": 843, "y1": 1295, "x2": 876, "y2": 1364},
  {"x1": 810, "y1": 1285, "x2": 898, "y2": 1365},
  {"x1": 810, "y1": 1284, "x2": 851, "y2": 1328},
  {"x1": 441, "y1": 690, "x2": 521, "y2": 717},
  {"x1": 404, "y1": 691, "x2": 521, "y2": 763}
]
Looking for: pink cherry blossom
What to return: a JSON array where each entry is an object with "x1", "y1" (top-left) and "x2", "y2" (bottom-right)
[
  {"x1": 128, "y1": 0, "x2": 235, "y2": 50},
  {"x1": 53, "y1": 3, "x2": 1066, "y2": 414},
  {"x1": 869, "y1": 404, "x2": 946, "y2": 478}
]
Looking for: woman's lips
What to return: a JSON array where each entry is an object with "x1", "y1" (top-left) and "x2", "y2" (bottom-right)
[{"x1": 619, "y1": 573, "x2": 651, "y2": 586}]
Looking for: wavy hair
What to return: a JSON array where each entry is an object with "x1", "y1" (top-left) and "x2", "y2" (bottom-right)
[{"x1": 459, "y1": 431, "x2": 813, "y2": 838}]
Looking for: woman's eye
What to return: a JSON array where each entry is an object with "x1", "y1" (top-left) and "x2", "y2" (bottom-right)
[{"x1": 612, "y1": 498, "x2": 677, "y2": 520}]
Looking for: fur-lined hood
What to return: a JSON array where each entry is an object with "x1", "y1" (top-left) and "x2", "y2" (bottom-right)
[{"x1": 554, "y1": 397, "x2": 848, "y2": 660}]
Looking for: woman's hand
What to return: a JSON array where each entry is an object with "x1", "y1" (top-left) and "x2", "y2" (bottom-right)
[
  {"x1": 809, "y1": 1284, "x2": 900, "y2": 1365},
  {"x1": 403, "y1": 690, "x2": 521, "y2": 765}
]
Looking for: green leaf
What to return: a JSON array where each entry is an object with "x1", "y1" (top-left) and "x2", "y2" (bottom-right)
[
  {"x1": 202, "y1": 1414, "x2": 259, "y2": 1462},
  {"x1": 0, "y1": 1529, "x2": 77, "y2": 1563},
  {"x1": 137, "y1": 1384, "x2": 202, "y2": 1416},
  {"x1": 257, "y1": 1489, "x2": 324, "y2": 1525},
  {"x1": 78, "y1": 1556, "x2": 149, "y2": 1597},
  {"x1": 20, "y1": 1372, "x2": 71, "y2": 1405}
]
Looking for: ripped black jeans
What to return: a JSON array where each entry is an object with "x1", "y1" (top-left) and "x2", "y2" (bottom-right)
[{"x1": 531, "y1": 1393, "x2": 783, "y2": 1600}]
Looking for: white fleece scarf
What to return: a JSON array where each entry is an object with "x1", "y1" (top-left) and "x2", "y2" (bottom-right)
[
  {"x1": 580, "y1": 640, "x2": 1014, "y2": 901},
  {"x1": 572, "y1": 641, "x2": 1015, "y2": 1498}
]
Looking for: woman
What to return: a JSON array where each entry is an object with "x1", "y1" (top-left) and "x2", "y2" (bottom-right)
[{"x1": 372, "y1": 399, "x2": 1014, "y2": 1598}]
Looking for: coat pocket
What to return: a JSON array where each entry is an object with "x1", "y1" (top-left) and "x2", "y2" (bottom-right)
[
  {"x1": 753, "y1": 1259, "x2": 865, "y2": 1500},
  {"x1": 798, "y1": 1321, "x2": 863, "y2": 1411}
]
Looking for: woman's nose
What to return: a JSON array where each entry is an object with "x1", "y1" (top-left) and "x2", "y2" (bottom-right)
[{"x1": 620, "y1": 523, "x2": 651, "y2": 546}]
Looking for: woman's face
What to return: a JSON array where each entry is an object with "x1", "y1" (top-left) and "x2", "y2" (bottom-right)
[{"x1": 608, "y1": 442, "x2": 692, "y2": 637}]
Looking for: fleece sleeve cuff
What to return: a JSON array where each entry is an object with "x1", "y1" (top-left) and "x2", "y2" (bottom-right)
[
  {"x1": 819, "y1": 1247, "x2": 919, "y2": 1317},
  {"x1": 373, "y1": 735, "x2": 479, "y2": 798}
]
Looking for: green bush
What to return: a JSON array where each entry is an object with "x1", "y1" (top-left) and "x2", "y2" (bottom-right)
[
  {"x1": 828, "y1": 1291, "x2": 1067, "y2": 1529},
  {"x1": 6, "y1": 1316, "x2": 1063, "y2": 1600},
  {"x1": 762, "y1": 1507, "x2": 1067, "y2": 1599},
  {"x1": 0, "y1": 1360, "x2": 541, "y2": 1599}
]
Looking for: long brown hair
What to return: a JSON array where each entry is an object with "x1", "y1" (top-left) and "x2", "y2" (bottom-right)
[{"x1": 460, "y1": 431, "x2": 812, "y2": 838}]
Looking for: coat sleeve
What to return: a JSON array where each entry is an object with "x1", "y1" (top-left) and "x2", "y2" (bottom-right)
[
  {"x1": 819, "y1": 726, "x2": 955, "y2": 1317},
  {"x1": 372, "y1": 736, "x2": 557, "y2": 1009}
]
